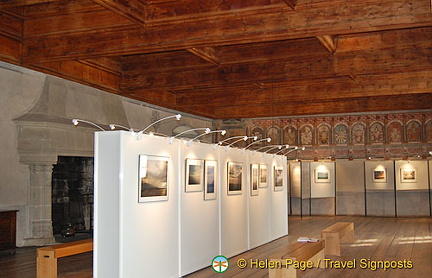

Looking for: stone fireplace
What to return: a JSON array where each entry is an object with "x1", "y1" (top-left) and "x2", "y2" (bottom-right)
[{"x1": 14, "y1": 118, "x2": 95, "y2": 246}]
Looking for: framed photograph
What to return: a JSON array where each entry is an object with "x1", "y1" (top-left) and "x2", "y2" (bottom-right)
[
  {"x1": 204, "y1": 160, "x2": 217, "y2": 200},
  {"x1": 227, "y1": 162, "x2": 243, "y2": 195},
  {"x1": 400, "y1": 168, "x2": 417, "y2": 183},
  {"x1": 138, "y1": 155, "x2": 169, "y2": 202},
  {"x1": 314, "y1": 169, "x2": 330, "y2": 183},
  {"x1": 274, "y1": 165, "x2": 284, "y2": 191},
  {"x1": 250, "y1": 164, "x2": 259, "y2": 196},
  {"x1": 372, "y1": 169, "x2": 387, "y2": 183},
  {"x1": 259, "y1": 164, "x2": 268, "y2": 188},
  {"x1": 185, "y1": 159, "x2": 204, "y2": 192}
]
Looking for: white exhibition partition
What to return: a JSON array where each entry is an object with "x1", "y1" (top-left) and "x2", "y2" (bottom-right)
[
  {"x1": 248, "y1": 151, "x2": 272, "y2": 249},
  {"x1": 336, "y1": 160, "x2": 364, "y2": 215},
  {"x1": 395, "y1": 160, "x2": 430, "y2": 216},
  {"x1": 365, "y1": 160, "x2": 396, "y2": 217},
  {"x1": 219, "y1": 147, "x2": 249, "y2": 257},
  {"x1": 310, "y1": 162, "x2": 335, "y2": 198},
  {"x1": 179, "y1": 141, "x2": 219, "y2": 276},
  {"x1": 270, "y1": 155, "x2": 289, "y2": 240},
  {"x1": 94, "y1": 131, "x2": 288, "y2": 277}
]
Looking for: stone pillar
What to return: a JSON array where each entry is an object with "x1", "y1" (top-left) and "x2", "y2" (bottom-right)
[{"x1": 26, "y1": 164, "x2": 55, "y2": 245}]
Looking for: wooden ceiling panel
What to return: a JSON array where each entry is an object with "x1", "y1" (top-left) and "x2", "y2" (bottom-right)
[
  {"x1": 120, "y1": 44, "x2": 431, "y2": 91},
  {"x1": 0, "y1": 0, "x2": 430, "y2": 119},
  {"x1": 21, "y1": 0, "x2": 432, "y2": 63},
  {"x1": 0, "y1": 0, "x2": 57, "y2": 8},
  {"x1": 24, "y1": 9, "x2": 134, "y2": 37},
  {"x1": 144, "y1": 0, "x2": 284, "y2": 21},
  {"x1": 23, "y1": 0, "x2": 104, "y2": 19},
  {"x1": 0, "y1": 10, "x2": 22, "y2": 40}
]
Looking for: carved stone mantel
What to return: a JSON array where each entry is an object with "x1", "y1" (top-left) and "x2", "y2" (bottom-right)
[{"x1": 15, "y1": 119, "x2": 95, "y2": 246}]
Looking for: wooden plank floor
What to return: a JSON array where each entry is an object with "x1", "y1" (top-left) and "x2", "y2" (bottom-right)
[{"x1": 0, "y1": 216, "x2": 430, "y2": 277}]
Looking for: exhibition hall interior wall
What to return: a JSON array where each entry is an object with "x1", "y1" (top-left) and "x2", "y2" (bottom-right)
[
  {"x1": 94, "y1": 131, "x2": 288, "y2": 278},
  {"x1": 289, "y1": 159, "x2": 431, "y2": 217}
]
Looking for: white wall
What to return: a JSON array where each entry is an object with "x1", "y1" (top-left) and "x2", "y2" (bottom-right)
[
  {"x1": 336, "y1": 160, "x2": 364, "y2": 215},
  {"x1": 219, "y1": 148, "x2": 249, "y2": 257},
  {"x1": 310, "y1": 162, "x2": 335, "y2": 198},
  {"x1": 248, "y1": 152, "x2": 272, "y2": 249},
  {"x1": 270, "y1": 155, "x2": 289, "y2": 239},
  {"x1": 179, "y1": 141, "x2": 219, "y2": 276},
  {"x1": 94, "y1": 132, "x2": 288, "y2": 277}
]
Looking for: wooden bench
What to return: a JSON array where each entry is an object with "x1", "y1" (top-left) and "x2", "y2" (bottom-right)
[
  {"x1": 321, "y1": 222, "x2": 354, "y2": 256},
  {"x1": 36, "y1": 238, "x2": 93, "y2": 278},
  {"x1": 269, "y1": 241, "x2": 325, "y2": 278}
]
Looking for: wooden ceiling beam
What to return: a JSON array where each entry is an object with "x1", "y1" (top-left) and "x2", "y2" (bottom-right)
[
  {"x1": 186, "y1": 47, "x2": 220, "y2": 66},
  {"x1": 120, "y1": 46, "x2": 432, "y2": 91},
  {"x1": 0, "y1": 10, "x2": 22, "y2": 40},
  {"x1": 121, "y1": 38, "x2": 328, "y2": 73},
  {"x1": 0, "y1": 34, "x2": 21, "y2": 64},
  {"x1": 0, "y1": 0, "x2": 55, "y2": 8},
  {"x1": 282, "y1": 0, "x2": 297, "y2": 10},
  {"x1": 316, "y1": 35, "x2": 337, "y2": 54},
  {"x1": 173, "y1": 70, "x2": 432, "y2": 106},
  {"x1": 210, "y1": 94, "x2": 432, "y2": 119},
  {"x1": 21, "y1": 0, "x2": 432, "y2": 62},
  {"x1": 91, "y1": 0, "x2": 147, "y2": 26}
]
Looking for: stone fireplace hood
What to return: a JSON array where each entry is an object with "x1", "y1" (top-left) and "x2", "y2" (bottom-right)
[{"x1": 14, "y1": 75, "x2": 129, "y2": 246}]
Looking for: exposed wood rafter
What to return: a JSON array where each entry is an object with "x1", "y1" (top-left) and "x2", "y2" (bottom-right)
[
  {"x1": 282, "y1": 0, "x2": 298, "y2": 10},
  {"x1": 91, "y1": 0, "x2": 147, "y2": 26},
  {"x1": 0, "y1": 0, "x2": 55, "y2": 8},
  {"x1": 317, "y1": 35, "x2": 338, "y2": 54},
  {"x1": 187, "y1": 47, "x2": 220, "y2": 66}
]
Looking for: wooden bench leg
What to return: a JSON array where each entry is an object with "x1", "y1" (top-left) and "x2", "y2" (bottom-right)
[
  {"x1": 269, "y1": 259, "x2": 296, "y2": 278},
  {"x1": 37, "y1": 249, "x2": 58, "y2": 278},
  {"x1": 322, "y1": 233, "x2": 341, "y2": 256},
  {"x1": 309, "y1": 248, "x2": 325, "y2": 268}
]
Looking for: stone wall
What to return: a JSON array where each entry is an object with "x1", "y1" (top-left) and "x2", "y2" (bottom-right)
[{"x1": 0, "y1": 61, "x2": 212, "y2": 246}]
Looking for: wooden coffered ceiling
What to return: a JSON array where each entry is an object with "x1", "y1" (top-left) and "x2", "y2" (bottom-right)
[{"x1": 1, "y1": 0, "x2": 431, "y2": 119}]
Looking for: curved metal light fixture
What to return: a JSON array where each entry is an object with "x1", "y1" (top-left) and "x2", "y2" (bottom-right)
[
  {"x1": 275, "y1": 146, "x2": 298, "y2": 155},
  {"x1": 139, "y1": 113, "x2": 181, "y2": 134},
  {"x1": 72, "y1": 119, "x2": 105, "y2": 131},
  {"x1": 243, "y1": 137, "x2": 271, "y2": 150},
  {"x1": 263, "y1": 144, "x2": 289, "y2": 154},
  {"x1": 169, "y1": 127, "x2": 210, "y2": 144},
  {"x1": 109, "y1": 123, "x2": 133, "y2": 132},
  {"x1": 216, "y1": 135, "x2": 249, "y2": 146},
  {"x1": 224, "y1": 136, "x2": 257, "y2": 151},
  {"x1": 186, "y1": 129, "x2": 226, "y2": 146}
]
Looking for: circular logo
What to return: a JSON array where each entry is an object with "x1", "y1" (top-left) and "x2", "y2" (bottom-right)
[{"x1": 212, "y1": 255, "x2": 229, "y2": 273}]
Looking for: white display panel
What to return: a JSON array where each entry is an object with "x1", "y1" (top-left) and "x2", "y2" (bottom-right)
[
  {"x1": 336, "y1": 160, "x2": 365, "y2": 192},
  {"x1": 94, "y1": 131, "x2": 289, "y2": 277},
  {"x1": 365, "y1": 160, "x2": 395, "y2": 191},
  {"x1": 290, "y1": 162, "x2": 301, "y2": 198},
  {"x1": 310, "y1": 162, "x2": 335, "y2": 198},
  {"x1": 219, "y1": 147, "x2": 248, "y2": 257},
  {"x1": 120, "y1": 133, "x2": 179, "y2": 278},
  {"x1": 270, "y1": 155, "x2": 288, "y2": 240},
  {"x1": 179, "y1": 141, "x2": 219, "y2": 276},
  {"x1": 94, "y1": 132, "x2": 121, "y2": 278},
  {"x1": 247, "y1": 151, "x2": 272, "y2": 249},
  {"x1": 395, "y1": 160, "x2": 429, "y2": 190}
]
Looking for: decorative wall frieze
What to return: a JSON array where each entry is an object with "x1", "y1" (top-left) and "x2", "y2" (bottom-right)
[{"x1": 214, "y1": 110, "x2": 432, "y2": 160}]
